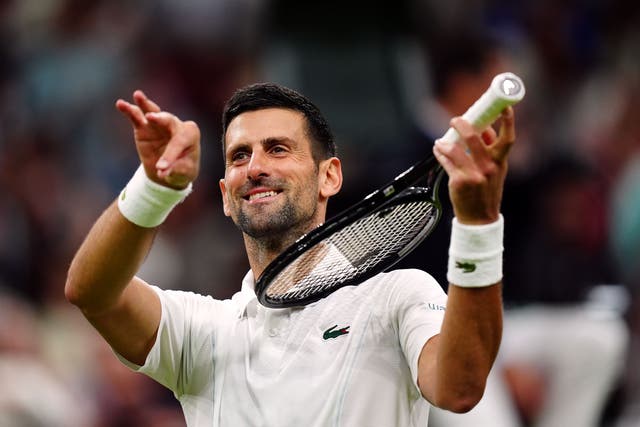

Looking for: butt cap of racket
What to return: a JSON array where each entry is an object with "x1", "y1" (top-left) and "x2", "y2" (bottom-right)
[{"x1": 440, "y1": 72, "x2": 525, "y2": 144}]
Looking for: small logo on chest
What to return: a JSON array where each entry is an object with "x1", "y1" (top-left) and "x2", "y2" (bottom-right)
[{"x1": 323, "y1": 324, "x2": 350, "y2": 340}]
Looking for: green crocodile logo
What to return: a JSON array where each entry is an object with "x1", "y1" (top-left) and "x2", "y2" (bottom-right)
[
  {"x1": 455, "y1": 261, "x2": 477, "y2": 273},
  {"x1": 323, "y1": 324, "x2": 350, "y2": 340}
]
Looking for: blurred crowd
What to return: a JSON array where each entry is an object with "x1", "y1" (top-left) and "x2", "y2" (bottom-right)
[{"x1": 0, "y1": 0, "x2": 639, "y2": 426}]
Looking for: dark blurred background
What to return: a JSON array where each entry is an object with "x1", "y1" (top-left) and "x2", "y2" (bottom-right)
[{"x1": 0, "y1": 0, "x2": 639, "y2": 426}]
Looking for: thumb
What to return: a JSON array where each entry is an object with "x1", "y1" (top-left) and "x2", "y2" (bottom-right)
[
  {"x1": 145, "y1": 112, "x2": 180, "y2": 170},
  {"x1": 155, "y1": 120, "x2": 200, "y2": 175}
]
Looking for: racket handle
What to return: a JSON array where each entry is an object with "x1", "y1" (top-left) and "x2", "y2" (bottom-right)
[{"x1": 440, "y1": 72, "x2": 525, "y2": 144}]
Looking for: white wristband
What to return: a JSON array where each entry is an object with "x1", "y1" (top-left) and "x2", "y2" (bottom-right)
[
  {"x1": 447, "y1": 215, "x2": 504, "y2": 288},
  {"x1": 117, "y1": 165, "x2": 193, "y2": 228}
]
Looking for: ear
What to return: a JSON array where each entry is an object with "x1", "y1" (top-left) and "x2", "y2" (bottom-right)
[
  {"x1": 318, "y1": 157, "x2": 343, "y2": 199},
  {"x1": 219, "y1": 179, "x2": 231, "y2": 217}
]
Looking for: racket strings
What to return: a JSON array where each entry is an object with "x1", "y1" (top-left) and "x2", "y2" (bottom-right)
[{"x1": 265, "y1": 199, "x2": 439, "y2": 303}]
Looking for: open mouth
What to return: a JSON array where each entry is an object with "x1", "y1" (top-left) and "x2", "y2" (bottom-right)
[{"x1": 244, "y1": 190, "x2": 280, "y2": 202}]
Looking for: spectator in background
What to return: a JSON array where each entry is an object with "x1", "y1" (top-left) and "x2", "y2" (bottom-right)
[
  {"x1": 0, "y1": 289, "x2": 95, "y2": 426},
  {"x1": 499, "y1": 154, "x2": 628, "y2": 427},
  {"x1": 602, "y1": 74, "x2": 640, "y2": 427},
  {"x1": 611, "y1": 144, "x2": 640, "y2": 427}
]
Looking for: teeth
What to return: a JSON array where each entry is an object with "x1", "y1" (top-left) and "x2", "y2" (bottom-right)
[{"x1": 249, "y1": 191, "x2": 277, "y2": 201}]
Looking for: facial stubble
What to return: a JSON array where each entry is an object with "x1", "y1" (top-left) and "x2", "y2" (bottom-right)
[{"x1": 234, "y1": 185, "x2": 319, "y2": 252}]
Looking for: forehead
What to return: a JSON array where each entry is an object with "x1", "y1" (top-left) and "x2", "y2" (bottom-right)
[{"x1": 224, "y1": 108, "x2": 309, "y2": 150}]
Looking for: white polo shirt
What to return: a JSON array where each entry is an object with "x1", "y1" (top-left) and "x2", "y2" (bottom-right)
[{"x1": 120, "y1": 268, "x2": 447, "y2": 427}]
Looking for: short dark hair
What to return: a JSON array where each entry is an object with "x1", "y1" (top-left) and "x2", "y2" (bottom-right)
[{"x1": 221, "y1": 83, "x2": 336, "y2": 162}]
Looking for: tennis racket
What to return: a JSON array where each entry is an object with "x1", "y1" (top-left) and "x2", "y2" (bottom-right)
[{"x1": 256, "y1": 72, "x2": 526, "y2": 308}]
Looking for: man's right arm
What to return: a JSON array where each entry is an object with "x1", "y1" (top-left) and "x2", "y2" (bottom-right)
[
  {"x1": 65, "y1": 201, "x2": 161, "y2": 366},
  {"x1": 65, "y1": 90, "x2": 201, "y2": 366}
]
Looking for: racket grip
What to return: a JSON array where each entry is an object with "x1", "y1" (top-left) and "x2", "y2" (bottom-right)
[{"x1": 440, "y1": 72, "x2": 525, "y2": 144}]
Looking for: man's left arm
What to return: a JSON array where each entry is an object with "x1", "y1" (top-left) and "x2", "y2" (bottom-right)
[{"x1": 418, "y1": 107, "x2": 515, "y2": 412}]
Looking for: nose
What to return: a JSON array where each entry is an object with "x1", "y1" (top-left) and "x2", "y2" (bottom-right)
[{"x1": 247, "y1": 149, "x2": 269, "y2": 180}]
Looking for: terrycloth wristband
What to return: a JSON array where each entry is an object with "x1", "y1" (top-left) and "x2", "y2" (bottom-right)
[
  {"x1": 117, "y1": 165, "x2": 193, "y2": 228},
  {"x1": 447, "y1": 215, "x2": 504, "y2": 287}
]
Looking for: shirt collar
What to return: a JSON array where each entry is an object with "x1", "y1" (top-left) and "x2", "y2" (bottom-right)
[{"x1": 237, "y1": 270, "x2": 258, "y2": 318}]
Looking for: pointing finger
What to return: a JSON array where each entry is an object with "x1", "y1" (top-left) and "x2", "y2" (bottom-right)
[
  {"x1": 115, "y1": 99, "x2": 147, "y2": 128},
  {"x1": 133, "y1": 90, "x2": 162, "y2": 114}
]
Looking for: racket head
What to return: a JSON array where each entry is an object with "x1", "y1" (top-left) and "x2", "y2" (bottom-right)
[{"x1": 256, "y1": 163, "x2": 445, "y2": 308}]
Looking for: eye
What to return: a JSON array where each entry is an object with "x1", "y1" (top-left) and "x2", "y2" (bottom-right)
[
  {"x1": 230, "y1": 150, "x2": 250, "y2": 164},
  {"x1": 270, "y1": 145, "x2": 288, "y2": 155}
]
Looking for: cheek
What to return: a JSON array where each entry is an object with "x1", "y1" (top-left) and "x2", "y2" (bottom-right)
[
  {"x1": 222, "y1": 170, "x2": 243, "y2": 194},
  {"x1": 300, "y1": 174, "x2": 321, "y2": 203}
]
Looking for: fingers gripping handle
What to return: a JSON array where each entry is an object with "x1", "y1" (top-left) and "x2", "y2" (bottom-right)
[{"x1": 440, "y1": 72, "x2": 526, "y2": 144}]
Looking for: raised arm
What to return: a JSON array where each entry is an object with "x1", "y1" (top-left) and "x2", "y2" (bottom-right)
[
  {"x1": 418, "y1": 107, "x2": 515, "y2": 412},
  {"x1": 65, "y1": 91, "x2": 200, "y2": 365}
]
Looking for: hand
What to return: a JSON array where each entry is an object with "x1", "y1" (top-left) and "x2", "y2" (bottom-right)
[
  {"x1": 116, "y1": 90, "x2": 200, "y2": 190},
  {"x1": 432, "y1": 107, "x2": 516, "y2": 225}
]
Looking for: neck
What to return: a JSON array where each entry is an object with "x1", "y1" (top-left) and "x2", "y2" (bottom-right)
[
  {"x1": 244, "y1": 236, "x2": 288, "y2": 280},
  {"x1": 244, "y1": 221, "x2": 320, "y2": 280}
]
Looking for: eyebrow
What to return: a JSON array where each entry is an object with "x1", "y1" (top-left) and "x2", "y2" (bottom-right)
[
  {"x1": 225, "y1": 136, "x2": 298, "y2": 159},
  {"x1": 261, "y1": 136, "x2": 297, "y2": 147}
]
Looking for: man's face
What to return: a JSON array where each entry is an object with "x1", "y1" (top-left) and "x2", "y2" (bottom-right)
[{"x1": 220, "y1": 108, "x2": 325, "y2": 240}]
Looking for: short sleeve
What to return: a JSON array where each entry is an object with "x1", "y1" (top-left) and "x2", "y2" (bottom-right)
[
  {"x1": 388, "y1": 269, "x2": 447, "y2": 389},
  {"x1": 116, "y1": 286, "x2": 228, "y2": 397}
]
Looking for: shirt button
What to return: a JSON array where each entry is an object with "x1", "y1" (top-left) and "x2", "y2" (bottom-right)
[{"x1": 268, "y1": 328, "x2": 278, "y2": 337}]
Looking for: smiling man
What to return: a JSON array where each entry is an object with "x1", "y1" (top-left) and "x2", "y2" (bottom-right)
[
  {"x1": 66, "y1": 82, "x2": 515, "y2": 426},
  {"x1": 221, "y1": 106, "x2": 341, "y2": 260}
]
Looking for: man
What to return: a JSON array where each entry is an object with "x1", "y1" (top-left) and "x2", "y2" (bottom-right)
[{"x1": 65, "y1": 83, "x2": 515, "y2": 426}]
